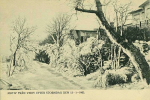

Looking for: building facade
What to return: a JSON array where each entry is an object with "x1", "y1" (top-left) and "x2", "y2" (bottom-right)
[
  {"x1": 70, "y1": 30, "x2": 98, "y2": 45},
  {"x1": 129, "y1": 0, "x2": 150, "y2": 28}
]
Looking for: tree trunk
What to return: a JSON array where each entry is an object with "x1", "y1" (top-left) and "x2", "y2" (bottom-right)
[
  {"x1": 111, "y1": 44, "x2": 113, "y2": 61},
  {"x1": 94, "y1": 0, "x2": 150, "y2": 84},
  {"x1": 117, "y1": 47, "x2": 121, "y2": 69},
  {"x1": 115, "y1": 11, "x2": 118, "y2": 32},
  {"x1": 121, "y1": 24, "x2": 123, "y2": 36},
  {"x1": 113, "y1": 45, "x2": 116, "y2": 69},
  {"x1": 75, "y1": 0, "x2": 150, "y2": 84},
  {"x1": 13, "y1": 50, "x2": 17, "y2": 66},
  {"x1": 111, "y1": 44, "x2": 114, "y2": 69}
]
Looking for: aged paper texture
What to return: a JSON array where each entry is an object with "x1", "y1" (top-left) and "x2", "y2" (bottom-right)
[{"x1": 0, "y1": 0, "x2": 150, "y2": 100}]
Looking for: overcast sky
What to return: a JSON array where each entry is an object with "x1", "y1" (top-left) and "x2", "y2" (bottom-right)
[{"x1": 0, "y1": 0, "x2": 146, "y2": 56}]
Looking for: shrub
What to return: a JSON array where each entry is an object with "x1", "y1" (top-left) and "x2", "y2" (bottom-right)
[
  {"x1": 35, "y1": 50, "x2": 50, "y2": 64},
  {"x1": 131, "y1": 73, "x2": 140, "y2": 83},
  {"x1": 79, "y1": 52, "x2": 102, "y2": 76},
  {"x1": 123, "y1": 27, "x2": 150, "y2": 42},
  {"x1": 94, "y1": 67, "x2": 135, "y2": 88},
  {"x1": 142, "y1": 43, "x2": 149, "y2": 54},
  {"x1": 78, "y1": 38, "x2": 105, "y2": 76}
]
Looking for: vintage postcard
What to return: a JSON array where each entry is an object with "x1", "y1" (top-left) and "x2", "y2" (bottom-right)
[{"x1": 0, "y1": 0, "x2": 150, "y2": 100}]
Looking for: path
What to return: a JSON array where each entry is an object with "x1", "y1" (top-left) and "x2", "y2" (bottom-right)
[{"x1": 4, "y1": 61, "x2": 88, "y2": 90}]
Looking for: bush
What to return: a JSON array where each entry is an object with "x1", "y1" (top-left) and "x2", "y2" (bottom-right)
[
  {"x1": 131, "y1": 73, "x2": 140, "y2": 83},
  {"x1": 94, "y1": 67, "x2": 135, "y2": 88},
  {"x1": 78, "y1": 38, "x2": 105, "y2": 76},
  {"x1": 123, "y1": 27, "x2": 150, "y2": 42},
  {"x1": 79, "y1": 52, "x2": 102, "y2": 76},
  {"x1": 142, "y1": 43, "x2": 149, "y2": 54},
  {"x1": 35, "y1": 50, "x2": 50, "y2": 64}
]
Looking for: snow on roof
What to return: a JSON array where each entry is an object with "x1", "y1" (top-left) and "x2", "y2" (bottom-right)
[
  {"x1": 129, "y1": 8, "x2": 143, "y2": 14},
  {"x1": 129, "y1": 0, "x2": 149, "y2": 14},
  {"x1": 139, "y1": 0, "x2": 149, "y2": 7}
]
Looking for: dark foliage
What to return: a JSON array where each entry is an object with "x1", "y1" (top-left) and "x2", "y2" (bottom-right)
[
  {"x1": 107, "y1": 74, "x2": 127, "y2": 85},
  {"x1": 123, "y1": 27, "x2": 150, "y2": 42},
  {"x1": 143, "y1": 43, "x2": 150, "y2": 54},
  {"x1": 79, "y1": 52, "x2": 103, "y2": 76},
  {"x1": 35, "y1": 50, "x2": 50, "y2": 64},
  {"x1": 119, "y1": 53, "x2": 129, "y2": 67},
  {"x1": 79, "y1": 48, "x2": 108, "y2": 76}
]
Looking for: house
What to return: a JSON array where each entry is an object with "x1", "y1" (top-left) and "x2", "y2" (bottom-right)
[
  {"x1": 129, "y1": 0, "x2": 150, "y2": 28},
  {"x1": 70, "y1": 30, "x2": 99, "y2": 45}
]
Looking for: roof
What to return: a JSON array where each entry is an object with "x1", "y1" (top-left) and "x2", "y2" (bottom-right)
[
  {"x1": 139, "y1": 0, "x2": 149, "y2": 7},
  {"x1": 78, "y1": 30, "x2": 97, "y2": 33},
  {"x1": 129, "y1": 8, "x2": 143, "y2": 14}
]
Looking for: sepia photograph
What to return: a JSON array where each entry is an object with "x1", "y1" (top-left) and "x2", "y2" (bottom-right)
[{"x1": 0, "y1": 0, "x2": 150, "y2": 93}]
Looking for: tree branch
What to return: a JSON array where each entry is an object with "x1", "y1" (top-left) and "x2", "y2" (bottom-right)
[{"x1": 75, "y1": 7, "x2": 97, "y2": 14}]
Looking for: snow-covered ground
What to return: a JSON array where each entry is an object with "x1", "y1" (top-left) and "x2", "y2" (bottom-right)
[
  {"x1": 0, "y1": 61, "x2": 91, "y2": 90},
  {"x1": 1, "y1": 61, "x2": 150, "y2": 90}
]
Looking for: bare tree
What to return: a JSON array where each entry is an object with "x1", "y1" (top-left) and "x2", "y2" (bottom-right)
[
  {"x1": 8, "y1": 17, "x2": 36, "y2": 76},
  {"x1": 46, "y1": 13, "x2": 71, "y2": 47},
  {"x1": 74, "y1": 0, "x2": 150, "y2": 84},
  {"x1": 112, "y1": 0, "x2": 131, "y2": 35},
  {"x1": 45, "y1": 13, "x2": 72, "y2": 68}
]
